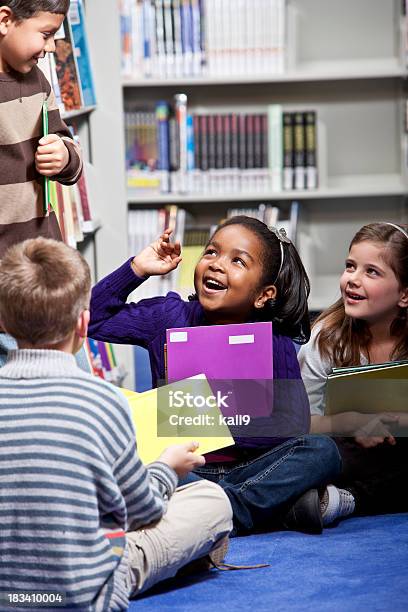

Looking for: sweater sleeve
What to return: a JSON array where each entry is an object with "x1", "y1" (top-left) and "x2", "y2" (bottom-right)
[
  {"x1": 89, "y1": 259, "x2": 176, "y2": 347},
  {"x1": 42, "y1": 70, "x2": 83, "y2": 185},
  {"x1": 297, "y1": 327, "x2": 333, "y2": 416},
  {"x1": 113, "y1": 438, "x2": 177, "y2": 531}
]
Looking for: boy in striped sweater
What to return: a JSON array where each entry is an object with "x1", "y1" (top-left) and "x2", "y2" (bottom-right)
[
  {"x1": 0, "y1": 237, "x2": 232, "y2": 611},
  {"x1": 0, "y1": 0, "x2": 83, "y2": 362}
]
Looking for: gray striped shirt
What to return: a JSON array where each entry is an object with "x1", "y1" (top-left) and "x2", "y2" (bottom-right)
[{"x1": 0, "y1": 349, "x2": 177, "y2": 611}]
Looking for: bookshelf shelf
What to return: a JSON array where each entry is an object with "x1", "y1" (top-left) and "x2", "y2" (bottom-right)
[
  {"x1": 62, "y1": 105, "x2": 97, "y2": 121},
  {"x1": 123, "y1": 59, "x2": 406, "y2": 88},
  {"x1": 128, "y1": 174, "x2": 407, "y2": 205}
]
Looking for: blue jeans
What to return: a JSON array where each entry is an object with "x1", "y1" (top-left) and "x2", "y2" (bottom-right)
[{"x1": 192, "y1": 435, "x2": 341, "y2": 536}]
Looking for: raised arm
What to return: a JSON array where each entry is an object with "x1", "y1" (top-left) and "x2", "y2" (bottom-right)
[{"x1": 89, "y1": 230, "x2": 183, "y2": 346}]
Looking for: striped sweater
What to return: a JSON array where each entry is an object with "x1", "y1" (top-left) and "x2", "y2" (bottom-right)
[
  {"x1": 0, "y1": 349, "x2": 178, "y2": 611},
  {"x1": 0, "y1": 66, "x2": 82, "y2": 258}
]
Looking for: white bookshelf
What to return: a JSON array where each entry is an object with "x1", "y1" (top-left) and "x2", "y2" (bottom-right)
[
  {"x1": 117, "y1": 0, "x2": 408, "y2": 316},
  {"x1": 74, "y1": 0, "x2": 133, "y2": 387},
  {"x1": 123, "y1": 59, "x2": 406, "y2": 88}
]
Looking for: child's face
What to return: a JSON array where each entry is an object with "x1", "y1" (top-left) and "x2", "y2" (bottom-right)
[
  {"x1": 0, "y1": 11, "x2": 63, "y2": 74},
  {"x1": 194, "y1": 224, "x2": 271, "y2": 324},
  {"x1": 340, "y1": 240, "x2": 408, "y2": 327}
]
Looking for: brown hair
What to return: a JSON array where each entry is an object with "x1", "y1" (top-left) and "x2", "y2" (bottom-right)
[
  {"x1": 0, "y1": 237, "x2": 91, "y2": 346},
  {"x1": 2, "y1": 0, "x2": 70, "y2": 20},
  {"x1": 314, "y1": 223, "x2": 408, "y2": 366}
]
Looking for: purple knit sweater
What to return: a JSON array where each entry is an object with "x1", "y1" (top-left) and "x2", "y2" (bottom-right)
[{"x1": 89, "y1": 259, "x2": 310, "y2": 454}]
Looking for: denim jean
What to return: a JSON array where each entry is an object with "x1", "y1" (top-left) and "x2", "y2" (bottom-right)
[{"x1": 193, "y1": 434, "x2": 341, "y2": 536}]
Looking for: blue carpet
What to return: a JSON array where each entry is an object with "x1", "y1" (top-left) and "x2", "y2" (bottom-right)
[{"x1": 129, "y1": 514, "x2": 408, "y2": 611}]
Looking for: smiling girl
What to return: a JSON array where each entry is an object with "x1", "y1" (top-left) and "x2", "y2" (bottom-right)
[
  {"x1": 89, "y1": 216, "x2": 343, "y2": 536},
  {"x1": 299, "y1": 222, "x2": 408, "y2": 521}
]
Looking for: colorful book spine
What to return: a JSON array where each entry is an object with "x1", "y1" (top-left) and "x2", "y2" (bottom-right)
[
  {"x1": 54, "y1": 17, "x2": 83, "y2": 111},
  {"x1": 69, "y1": 0, "x2": 97, "y2": 107}
]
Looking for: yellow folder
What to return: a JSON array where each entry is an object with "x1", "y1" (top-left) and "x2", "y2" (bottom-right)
[{"x1": 121, "y1": 375, "x2": 235, "y2": 464}]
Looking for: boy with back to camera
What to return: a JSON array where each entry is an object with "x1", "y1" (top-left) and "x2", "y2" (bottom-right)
[
  {"x1": 0, "y1": 0, "x2": 83, "y2": 362},
  {"x1": 0, "y1": 237, "x2": 232, "y2": 611}
]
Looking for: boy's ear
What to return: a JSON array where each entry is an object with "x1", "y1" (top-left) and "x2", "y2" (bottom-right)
[
  {"x1": 0, "y1": 7, "x2": 14, "y2": 35},
  {"x1": 254, "y1": 285, "x2": 277, "y2": 309},
  {"x1": 76, "y1": 309, "x2": 90, "y2": 339}
]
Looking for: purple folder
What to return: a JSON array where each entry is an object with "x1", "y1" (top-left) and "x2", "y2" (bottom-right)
[{"x1": 166, "y1": 322, "x2": 273, "y2": 418}]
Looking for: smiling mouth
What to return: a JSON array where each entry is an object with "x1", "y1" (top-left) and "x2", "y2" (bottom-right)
[
  {"x1": 345, "y1": 291, "x2": 366, "y2": 301},
  {"x1": 203, "y1": 277, "x2": 227, "y2": 292}
]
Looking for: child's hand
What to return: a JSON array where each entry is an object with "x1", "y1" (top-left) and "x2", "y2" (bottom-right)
[
  {"x1": 35, "y1": 134, "x2": 69, "y2": 176},
  {"x1": 131, "y1": 229, "x2": 182, "y2": 277},
  {"x1": 157, "y1": 441, "x2": 205, "y2": 478},
  {"x1": 354, "y1": 413, "x2": 399, "y2": 448}
]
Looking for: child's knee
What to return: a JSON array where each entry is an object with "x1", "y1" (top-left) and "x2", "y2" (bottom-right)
[{"x1": 186, "y1": 480, "x2": 233, "y2": 534}]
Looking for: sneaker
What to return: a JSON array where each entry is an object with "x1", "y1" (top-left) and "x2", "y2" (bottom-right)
[
  {"x1": 177, "y1": 535, "x2": 269, "y2": 574},
  {"x1": 207, "y1": 535, "x2": 229, "y2": 567},
  {"x1": 283, "y1": 489, "x2": 323, "y2": 535},
  {"x1": 321, "y1": 485, "x2": 355, "y2": 526}
]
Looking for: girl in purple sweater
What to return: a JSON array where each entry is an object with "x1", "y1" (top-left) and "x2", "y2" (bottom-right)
[{"x1": 90, "y1": 216, "x2": 346, "y2": 535}]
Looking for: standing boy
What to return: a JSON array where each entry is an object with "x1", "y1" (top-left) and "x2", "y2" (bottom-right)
[
  {"x1": 0, "y1": 237, "x2": 232, "y2": 610},
  {"x1": 0, "y1": 1, "x2": 83, "y2": 360}
]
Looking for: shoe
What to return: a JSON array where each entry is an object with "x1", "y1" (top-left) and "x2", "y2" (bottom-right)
[
  {"x1": 177, "y1": 535, "x2": 269, "y2": 575},
  {"x1": 176, "y1": 536, "x2": 229, "y2": 576},
  {"x1": 207, "y1": 534, "x2": 229, "y2": 567},
  {"x1": 283, "y1": 489, "x2": 323, "y2": 535},
  {"x1": 321, "y1": 485, "x2": 355, "y2": 526}
]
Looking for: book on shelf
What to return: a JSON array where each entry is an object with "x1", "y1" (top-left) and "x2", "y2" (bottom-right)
[
  {"x1": 325, "y1": 360, "x2": 408, "y2": 416},
  {"x1": 125, "y1": 95, "x2": 319, "y2": 197},
  {"x1": 68, "y1": 0, "x2": 97, "y2": 107},
  {"x1": 85, "y1": 339, "x2": 127, "y2": 386},
  {"x1": 48, "y1": 156, "x2": 96, "y2": 249},
  {"x1": 54, "y1": 17, "x2": 83, "y2": 112},
  {"x1": 120, "y1": 0, "x2": 286, "y2": 80},
  {"x1": 39, "y1": 6, "x2": 97, "y2": 115}
]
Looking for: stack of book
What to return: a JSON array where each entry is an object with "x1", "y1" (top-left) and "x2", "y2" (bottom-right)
[
  {"x1": 120, "y1": 0, "x2": 286, "y2": 80},
  {"x1": 125, "y1": 98, "x2": 318, "y2": 195}
]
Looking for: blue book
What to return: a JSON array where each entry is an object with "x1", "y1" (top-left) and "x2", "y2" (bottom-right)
[
  {"x1": 156, "y1": 101, "x2": 170, "y2": 171},
  {"x1": 69, "y1": 0, "x2": 96, "y2": 107},
  {"x1": 186, "y1": 113, "x2": 195, "y2": 171}
]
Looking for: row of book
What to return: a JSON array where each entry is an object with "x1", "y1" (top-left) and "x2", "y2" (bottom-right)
[
  {"x1": 38, "y1": 0, "x2": 96, "y2": 114},
  {"x1": 85, "y1": 339, "x2": 127, "y2": 386},
  {"x1": 48, "y1": 126, "x2": 97, "y2": 249},
  {"x1": 125, "y1": 98, "x2": 318, "y2": 195},
  {"x1": 120, "y1": 0, "x2": 286, "y2": 79},
  {"x1": 128, "y1": 201, "x2": 299, "y2": 301}
]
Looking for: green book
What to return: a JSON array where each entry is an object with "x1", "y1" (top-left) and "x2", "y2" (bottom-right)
[
  {"x1": 42, "y1": 101, "x2": 49, "y2": 215},
  {"x1": 325, "y1": 361, "x2": 408, "y2": 415}
]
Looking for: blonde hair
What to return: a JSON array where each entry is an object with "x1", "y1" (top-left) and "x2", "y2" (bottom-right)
[{"x1": 0, "y1": 238, "x2": 91, "y2": 346}]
